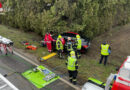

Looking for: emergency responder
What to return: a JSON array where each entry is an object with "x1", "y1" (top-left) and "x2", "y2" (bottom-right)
[
  {"x1": 56, "y1": 35, "x2": 63, "y2": 59},
  {"x1": 66, "y1": 51, "x2": 78, "y2": 85},
  {"x1": 66, "y1": 37, "x2": 73, "y2": 56},
  {"x1": 72, "y1": 38, "x2": 77, "y2": 51},
  {"x1": 99, "y1": 41, "x2": 111, "y2": 66},
  {"x1": 44, "y1": 32, "x2": 55, "y2": 52},
  {"x1": 76, "y1": 35, "x2": 82, "y2": 59}
]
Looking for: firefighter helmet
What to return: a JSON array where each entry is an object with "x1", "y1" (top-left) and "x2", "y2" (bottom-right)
[
  {"x1": 58, "y1": 35, "x2": 62, "y2": 39},
  {"x1": 76, "y1": 35, "x2": 80, "y2": 38},
  {"x1": 70, "y1": 51, "x2": 75, "y2": 56}
]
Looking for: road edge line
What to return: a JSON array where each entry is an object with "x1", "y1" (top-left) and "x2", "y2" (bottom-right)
[{"x1": 14, "y1": 51, "x2": 81, "y2": 90}]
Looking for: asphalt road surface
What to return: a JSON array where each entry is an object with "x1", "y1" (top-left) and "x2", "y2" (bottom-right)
[{"x1": 0, "y1": 54, "x2": 75, "y2": 90}]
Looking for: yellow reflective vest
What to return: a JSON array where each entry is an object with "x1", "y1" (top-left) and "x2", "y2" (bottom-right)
[
  {"x1": 56, "y1": 39, "x2": 63, "y2": 50},
  {"x1": 67, "y1": 57, "x2": 78, "y2": 71},
  {"x1": 101, "y1": 44, "x2": 109, "y2": 56}
]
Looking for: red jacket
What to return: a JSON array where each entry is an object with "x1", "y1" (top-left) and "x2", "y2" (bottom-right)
[
  {"x1": 44, "y1": 33, "x2": 55, "y2": 43},
  {"x1": 48, "y1": 34, "x2": 54, "y2": 42}
]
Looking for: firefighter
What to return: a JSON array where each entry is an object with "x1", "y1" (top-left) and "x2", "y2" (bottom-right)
[
  {"x1": 72, "y1": 38, "x2": 77, "y2": 51},
  {"x1": 66, "y1": 51, "x2": 78, "y2": 85},
  {"x1": 75, "y1": 35, "x2": 82, "y2": 59},
  {"x1": 99, "y1": 41, "x2": 111, "y2": 66},
  {"x1": 66, "y1": 37, "x2": 73, "y2": 56},
  {"x1": 56, "y1": 35, "x2": 63, "y2": 59}
]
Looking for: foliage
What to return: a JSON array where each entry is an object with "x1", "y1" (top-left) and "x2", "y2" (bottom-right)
[{"x1": 0, "y1": 0, "x2": 130, "y2": 39}]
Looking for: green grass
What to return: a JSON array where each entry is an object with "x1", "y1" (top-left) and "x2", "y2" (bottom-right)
[
  {"x1": 0, "y1": 24, "x2": 117, "y2": 84},
  {"x1": 0, "y1": 25, "x2": 49, "y2": 57}
]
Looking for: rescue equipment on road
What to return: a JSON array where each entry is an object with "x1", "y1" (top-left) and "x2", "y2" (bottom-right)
[
  {"x1": 22, "y1": 65, "x2": 59, "y2": 89},
  {"x1": 26, "y1": 45, "x2": 37, "y2": 50},
  {"x1": 40, "y1": 52, "x2": 57, "y2": 61}
]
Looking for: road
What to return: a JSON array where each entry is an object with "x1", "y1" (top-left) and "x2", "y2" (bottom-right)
[{"x1": 0, "y1": 53, "x2": 76, "y2": 90}]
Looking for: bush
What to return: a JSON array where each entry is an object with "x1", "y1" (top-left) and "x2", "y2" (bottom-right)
[{"x1": 0, "y1": 0, "x2": 130, "y2": 39}]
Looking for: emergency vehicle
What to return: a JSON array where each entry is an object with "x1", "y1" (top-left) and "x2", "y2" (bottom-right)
[
  {"x1": 82, "y1": 56, "x2": 130, "y2": 90},
  {"x1": 0, "y1": 36, "x2": 14, "y2": 54}
]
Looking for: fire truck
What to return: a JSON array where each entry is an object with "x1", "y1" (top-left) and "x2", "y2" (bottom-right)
[{"x1": 82, "y1": 56, "x2": 130, "y2": 90}]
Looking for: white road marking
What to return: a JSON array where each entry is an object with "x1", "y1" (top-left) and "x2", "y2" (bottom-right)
[
  {"x1": 14, "y1": 51, "x2": 81, "y2": 90},
  {"x1": 0, "y1": 74, "x2": 19, "y2": 90}
]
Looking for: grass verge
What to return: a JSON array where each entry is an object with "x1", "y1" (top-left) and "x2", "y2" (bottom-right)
[{"x1": 0, "y1": 24, "x2": 118, "y2": 85}]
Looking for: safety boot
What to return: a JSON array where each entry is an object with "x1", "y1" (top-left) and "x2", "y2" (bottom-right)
[{"x1": 73, "y1": 79, "x2": 77, "y2": 85}]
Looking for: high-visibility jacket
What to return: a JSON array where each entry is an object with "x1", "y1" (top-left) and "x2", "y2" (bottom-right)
[
  {"x1": 67, "y1": 57, "x2": 78, "y2": 71},
  {"x1": 66, "y1": 41, "x2": 73, "y2": 51},
  {"x1": 44, "y1": 33, "x2": 54, "y2": 44},
  {"x1": 77, "y1": 38, "x2": 82, "y2": 50},
  {"x1": 101, "y1": 44, "x2": 109, "y2": 56},
  {"x1": 56, "y1": 39, "x2": 63, "y2": 50}
]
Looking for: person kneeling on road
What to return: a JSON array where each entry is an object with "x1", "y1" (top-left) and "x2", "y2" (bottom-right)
[
  {"x1": 66, "y1": 51, "x2": 78, "y2": 85},
  {"x1": 56, "y1": 35, "x2": 64, "y2": 59}
]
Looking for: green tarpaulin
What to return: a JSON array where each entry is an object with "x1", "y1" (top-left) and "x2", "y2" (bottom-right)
[{"x1": 22, "y1": 65, "x2": 59, "y2": 89}]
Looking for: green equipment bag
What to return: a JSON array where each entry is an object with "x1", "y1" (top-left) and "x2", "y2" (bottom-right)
[{"x1": 88, "y1": 77, "x2": 112, "y2": 89}]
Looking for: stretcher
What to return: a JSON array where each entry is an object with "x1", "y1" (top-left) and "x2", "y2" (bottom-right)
[{"x1": 40, "y1": 52, "x2": 57, "y2": 61}]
